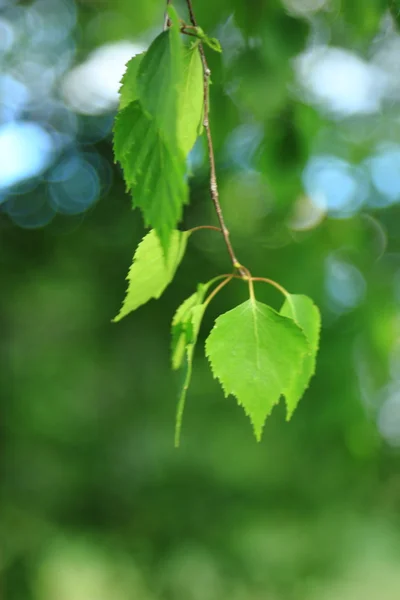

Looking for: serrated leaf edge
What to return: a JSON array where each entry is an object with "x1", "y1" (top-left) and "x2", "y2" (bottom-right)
[
  {"x1": 204, "y1": 302, "x2": 310, "y2": 441},
  {"x1": 280, "y1": 296, "x2": 321, "y2": 420},
  {"x1": 112, "y1": 229, "x2": 190, "y2": 322}
]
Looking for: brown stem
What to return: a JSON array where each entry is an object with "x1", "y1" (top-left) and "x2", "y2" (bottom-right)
[
  {"x1": 180, "y1": 27, "x2": 199, "y2": 37},
  {"x1": 185, "y1": 0, "x2": 246, "y2": 276},
  {"x1": 189, "y1": 224, "x2": 222, "y2": 234},
  {"x1": 251, "y1": 277, "x2": 289, "y2": 298},
  {"x1": 203, "y1": 274, "x2": 234, "y2": 309}
]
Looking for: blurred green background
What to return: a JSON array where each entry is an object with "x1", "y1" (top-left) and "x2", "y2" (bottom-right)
[{"x1": 2, "y1": 0, "x2": 400, "y2": 598}]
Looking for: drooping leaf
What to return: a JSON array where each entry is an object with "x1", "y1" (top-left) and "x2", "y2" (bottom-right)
[
  {"x1": 113, "y1": 101, "x2": 188, "y2": 250},
  {"x1": 171, "y1": 289, "x2": 203, "y2": 371},
  {"x1": 205, "y1": 299, "x2": 309, "y2": 440},
  {"x1": 113, "y1": 229, "x2": 190, "y2": 322},
  {"x1": 136, "y1": 6, "x2": 183, "y2": 143},
  {"x1": 113, "y1": 6, "x2": 190, "y2": 252},
  {"x1": 177, "y1": 45, "x2": 204, "y2": 155},
  {"x1": 171, "y1": 282, "x2": 212, "y2": 370},
  {"x1": 280, "y1": 294, "x2": 321, "y2": 418},
  {"x1": 171, "y1": 281, "x2": 214, "y2": 446},
  {"x1": 119, "y1": 52, "x2": 145, "y2": 110},
  {"x1": 171, "y1": 280, "x2": 220, "y2": 447}
]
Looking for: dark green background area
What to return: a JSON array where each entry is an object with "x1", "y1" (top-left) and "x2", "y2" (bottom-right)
[{"x1": 1, "y1": 0, "x2": 400, "y2": 598}]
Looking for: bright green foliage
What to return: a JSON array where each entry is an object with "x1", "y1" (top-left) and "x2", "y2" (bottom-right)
[
  {"x1": 113, "y1": 101, "x2": 188, "y2": 249},
  {"x1": 172, "y1": 284, "x2": 207, "y2": 370},
  {"x1": 136, "y1": 8, "x2": 183, "y2": 143},
  {"x1": 113, "y1": 7, "x2": 189, "y2": 251},
  {"x1": 171, "y1": 282, "x2": 213, "y2": 446},
  {"x1": 113, "y1": 229, "x2": 190, "y2": 322},
  {"x1": 112, "y1": 5, "x2": 209, "y2": 252},
  {"x1": 119, "y1": 52, "x2": 144, "y2": 110},
  {"x1": 280, "y1": 294, "x2": 321, "y2": 418},
  {"x1": 112, "y1": 3, "x2": 322, "y2": 443},
  {"x1": 178, "y1": 45, "x2": 204, "y2": 155},
  {"x1": 205, "y1": 299, "x2": 309, "y2": 440}
]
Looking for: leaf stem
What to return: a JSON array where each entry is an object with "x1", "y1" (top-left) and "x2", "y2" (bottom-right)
[
  {"x1": 175, "y1": 356, "x2": 193, "y2": 447},
  {"x1": 248, "y1": 277, "x2": 256, "y2": 304},
  {"x1": 184, "y1": 0, "x2": 246, "y2": 277},
  {"x1": 200, "y1": 272, "x2": 289, "y2": 301},
  {"x1": 189, "y1": 224, "x2": 222, "y2": 234},
  {"x1": 251, "y1": 277, "x2": 290, "y2": 298},
  {"x1": 203, "y1": 274, "x2": 234, "y2": 309}
]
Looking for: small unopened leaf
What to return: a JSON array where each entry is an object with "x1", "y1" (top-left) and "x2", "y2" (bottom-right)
[
  {"x1": 201, "y1": 34, "x2": 222, "y2": 53},
  {"x1": 172, "y1": 288, "x2": 203, "y2": 371},
  {"x1": 113, "y1": 229, "x2": 190, "y2": 322},
  {"x1": 178, "y1": 45, "x2": 204, "y2": 155},
  {"x1": 205, "y1": 299, "x2": 308, "y2": 440},
  {"x1": 171, "y1": 282, "x2": 213, "y2": 370},
  {"x1": 171, "y1": 281, "x2": 214, "y2": 446},
  {"x1": 280, "y1": 294, "x2": 321, "y2": 418},
  {"x1": 189, "y1": 27, "x2": 222, "y2": 53},
  {"x1": 113, "y1": 101, "x2": 188, "y2": 250},
  {"x1": 119, "y1": 52, "x2": 145, "y2": 110}
]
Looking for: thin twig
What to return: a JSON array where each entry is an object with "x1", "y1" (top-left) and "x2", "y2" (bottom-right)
[
  {"x1": 203, "y1": 274, "x2": 234, "y2": 309},
  {"x1": 180, "y1": 27, "x2": 199, "y2": 37},
  {"x1": 185, "y1": 0, "x2": 246, "y2": 276},
  {"x1": 163, "y1": 0, "x2": 172, "y2": 30},
  {"x1": 189, "y1": 224, "x2": 222, "y2": 234},
  {"x1": 251, "y1": 277, "x2": 289, "y2": 298}
]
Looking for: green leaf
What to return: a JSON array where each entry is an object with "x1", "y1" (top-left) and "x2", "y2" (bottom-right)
[
  {"x1": 119, "y1": 52, "x2": 145, "y2": 110},
  {"x1": 205, "y1": 299, "x2": 309, "y2": 440},
  {"x1": 280, "y1": 294, "x2": 321, "y2": 418},
  {"x1": 178, "y1": 45, "x2": 204, "y2": 155},
  {"x1": 113, "y1": 101, "x2": 188, "y2": 250},
  {"x1": 113, "y1": 7, "x2": 190, "y2": 252},
  {"x1": 171, "y1": 291, "x2": 201, "y2": 371},
  {"x1": 171, "y1": 282, "x2": 212, "y2": 370},
  {"x1": 171, "y1": 281, "x2": 213, "y2": 446},
  {"x1": 113, "y1": 229, "x2": 190, "y2": 322},
  {"x1": 137, "y1": 7, "x2": 183, "y2": 143}
]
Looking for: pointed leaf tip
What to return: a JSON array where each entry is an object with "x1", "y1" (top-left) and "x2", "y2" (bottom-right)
[
  {"x1": 280, "y1": 294, "x2": 321, "y2": 419},
  {"x1": 113, "y1": 12, "x2": 189, "y2": 246},
  {"x1": 113, "y1": 229, "x2": 190, "y2": 322},
  {"x1": 171, "y1": 281, "x2": 214, "y2": 446},
  {"x1": 205, "y1": 299, "x2": 309, "y2": 440},
  {"x1": 118, "y1": 52, "x2": 145, "y2": 110}
]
